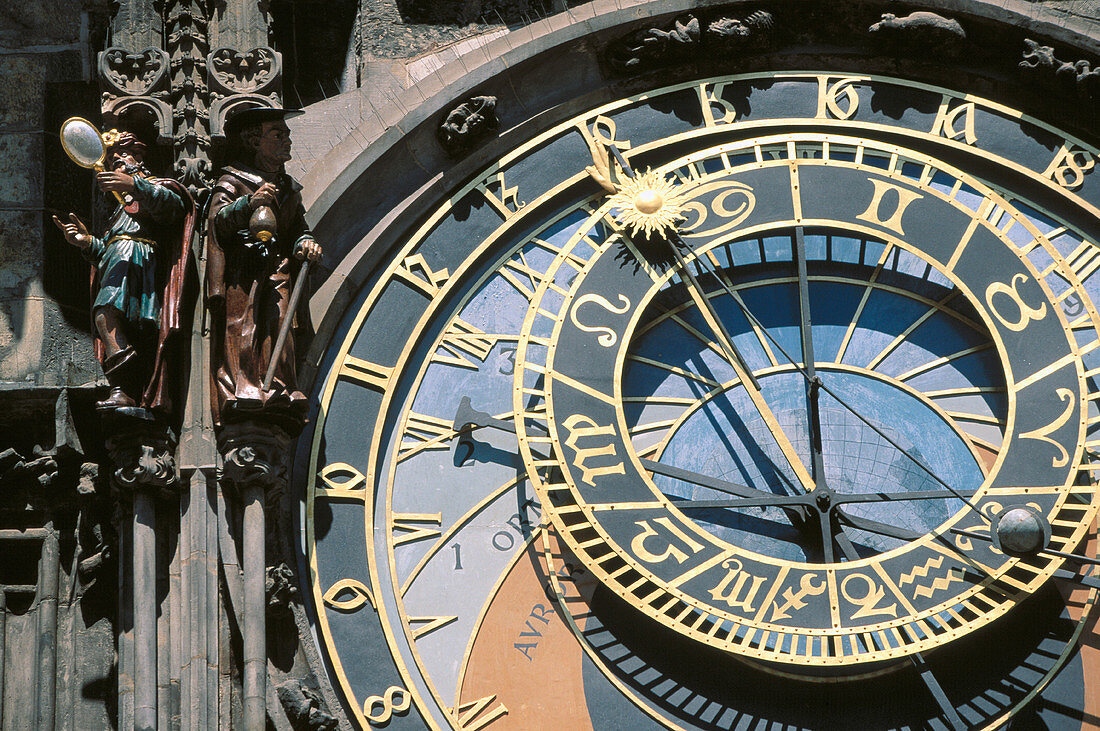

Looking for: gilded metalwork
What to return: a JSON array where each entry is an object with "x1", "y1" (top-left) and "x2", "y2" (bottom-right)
[{"x1": 302, "y1": 72, "x2": 1100, "y2": 729}]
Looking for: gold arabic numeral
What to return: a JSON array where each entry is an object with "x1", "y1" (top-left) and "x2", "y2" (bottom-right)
[
  {"x1": 839, "y1": 572, "x2": 898, "y2": 622},
  {"x1": 569, "y1": 293, "x2": 631, "y2": 347},
  {"x1": 513, "y1": 603, "x2": 555, "y2": 661},
  {"x1": 394, "y1": 253, "x2": 451, "y2": 297},
  {"x1": 1020, "y1": 387, "x2": 1076, "y2": 468},
  {"x1": 696, "y1": 81, "x2": 739, "y2": 126},
  {"x1": 453, "y1": 695, "x2": 509, "y2": 730},
  {"x1": 815, "y1": 75, "x2": 862, "y2": 120},
  {"x1": 560, "y1": 413, "x2": 626, "y2": 485},
  {"x1": 364, "y1": 686, "x2": 411, "y2": 726},
  {"x1": 855, "y1": 178, "x2": 924, "y2": 236},
  {"x1": 1043, "y1": 142, "x2": 1096, "y2": 190},
  {"x1": 317, "y1": 462, "x2": 368, "y2": 501},
  {"x1": 985, "y1": 273, "x2": 1048, "y2": 332},
  {"x1": 769, "y1": 572, "x2": 828, "y2": 622},
  {"x1": 398, "y1": 411, "x2": 458, "y2": 462},
  {"x1": 579, "y1": 115, "x2": 631, "y2": 193},
  {"x1": 408, "y1": 614, "x2": 459, "y2": 641},
  {"x1": 392, "y1": 512, "x2": 443, "y2": 547},
  {"x1": 477, "y1": 171, "x2": 525, "y2": 219},
  {"x1": 930, "y1": 95, "x2": 978, "y2": 145},
  {"x1": 322, "y1": 578, "x2": 375, "y2": 612},
  {"x1": 630, "y1": 517, "x2": 705, "y2": 564},
  {"x1": 339, "y1": 354, "x2": 394, "y2": 392},
  {"x1": 707, "y1": 558, "x2": 769, "y2": 614},
  {"x1": 433, "y1": 317, "x2": 499, "y2": 369}
]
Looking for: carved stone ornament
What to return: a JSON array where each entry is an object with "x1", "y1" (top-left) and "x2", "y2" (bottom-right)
[
  {"x1": 867, "y1": 12, "x2": 966, "y2": 57},
  {"x1": 217, "y1": 420, "x2": 291, "y2": 494},
  {"x1": 437, "y1": 95, "x2": 499, "y2": 157},
  {"x1": 707, "y1": 11, "x2": 774, "y2": 52},
  {"x1": 276, "y1": 679, "x2": 338, "y2": 731},
  {"x1": 266, "y1": 561, "x2": 299, "y2": 615},
  {"x1": 105, "y1": 423, "x2": 178, "y2": 496},
  {"x1": 605, "y1": 11, "x2": 774, "y2": 74},
  {"x1": 98, "y1": 47, "x2": 171, "y2": 96},
  {"x1": 207, "y1": 47, "x2": 282, "y2": 95},
  {"x1": 208, "y1": 93, "x2": 282, "y2": 139},
  {"x1": 1020, "y1": 39, "x2": 1100, "y2": 101}
]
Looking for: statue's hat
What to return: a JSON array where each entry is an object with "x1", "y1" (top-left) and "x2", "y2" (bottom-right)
[{"x1": 225, "y1": 107, "x2": 303, "y2": 138}]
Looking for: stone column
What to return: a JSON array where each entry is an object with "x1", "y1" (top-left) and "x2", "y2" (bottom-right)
[
  {"x1": 106, "y1": 422, "x2": 177, "y2": 731},
  {"x1": 219, "y1": 421, "x2": 290, "y2": 731}
]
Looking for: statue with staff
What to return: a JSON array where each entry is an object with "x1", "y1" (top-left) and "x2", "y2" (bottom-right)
[
  {"x1": 206, "y1": 107, "x2": 322, "y2": 430},
  {"x1": 54, "y1": 119, "x2": 195, "y2": 416}
]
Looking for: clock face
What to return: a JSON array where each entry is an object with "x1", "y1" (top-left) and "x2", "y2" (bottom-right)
[{"x1": 299, "y1": 73, "x2": 1100, "y2": 729}]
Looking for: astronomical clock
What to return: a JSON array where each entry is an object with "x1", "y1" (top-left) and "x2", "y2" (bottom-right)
[{"x1": 296, "y1": 66, "x2": 1100, "y2": 729}]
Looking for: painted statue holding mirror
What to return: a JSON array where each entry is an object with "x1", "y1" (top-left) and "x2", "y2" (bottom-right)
[{"x1": 55, "y1": 118, "x2": 196, "y2": 416}]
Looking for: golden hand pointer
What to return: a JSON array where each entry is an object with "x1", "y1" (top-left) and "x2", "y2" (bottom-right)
[{"x1": 594, "y1": 145, "x2": 815, "y2": 493}]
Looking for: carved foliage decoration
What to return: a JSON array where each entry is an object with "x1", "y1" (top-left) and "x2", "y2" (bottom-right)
[
  {"x1": 105, "y1": 426, "x2": 177, "y2": 495},
  {"x1": 99, "y1": 47, "x2": 171, "y2": 96},
  {"x1": 218, "y1": 421, "x2": 290, "y2": 493},
  {"x1": 208, "y1": 47, "x2": 281, "y2": 95},
  {"x1": 206, "y1": 47, "x2": 283, "y2": 140},
  {"x1": 166, "y1": 0, "x2": 212, "y2": 190},
  {"x1": 1020, "y1": 39, "x2": 1100, "y2": 102},
  {"x1": 605, "y1": 11, "x2": 774, "y2": 74},
  {"x1": 97, "y1": 46, "x2": 173, "y2": 140},
  {"x1": 437, "y1": 95, "x2": 499, "y2": 157}
]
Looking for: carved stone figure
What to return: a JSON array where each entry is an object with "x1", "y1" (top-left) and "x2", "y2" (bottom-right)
[
  {"x1": 53, "y1": 131, "x2": 195, "y2": 415},
  {"x1": 437, "y1": 95, "x2": 499, "y2": 157},
  {"x1": 276, "y1": 679, "x2": 338, "y2": 731},
  {"x1": 207, "y1": 107, "x2": 323, "y2": 429},
  {"x1": 707, "y1": 11, "x2": 774, "y2": 51},
  {"x1": 266, "y1": 561, "x2": 299, "y2": 615},
  {"x1": 1020, "y1": 39, "x2": 1100, "y2": 101},
  {"x1": 606, "y1": 15, "x2": 700, "y2": 72},
  {"x1": 606, "y1": 11, "x2": 775, "y2": 73},
  {"x1": 867, "y1": 12, "x2": 966, "y2": 57}
]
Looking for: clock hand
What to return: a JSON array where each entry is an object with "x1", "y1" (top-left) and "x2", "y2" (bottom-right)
[
  {"x1": 682, "y1": 237, "x2": 991, "y2": 526},
  {"x1": 606, "y1": 147, "x2": 816, "y2": 494},
  {"x1": 454, "y1": 395, "x2": 523, "y2": 435},
  {"x1": 670, "y1": 487, "x2": 980, "y2": 510},
  {"x1": 836, "y1": 511, "x2": 924, "y2": 542},
  {"x1": 793, "y1": 225, "x2": 856, "y2": 563},
  {"x1": 794, "y1": 227, "x2": 827, "y2": 485},
  {"x1": 643, "y1": 458, "x2": 864, "y2": 561},
  {"x1": 666, "y1": 237, "x2": 820, "y2": 493}
]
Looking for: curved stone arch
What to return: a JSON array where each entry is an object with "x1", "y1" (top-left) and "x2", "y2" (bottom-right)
[{"x1": 297, "y1": 0, "x2": 1100, "y2": 382}]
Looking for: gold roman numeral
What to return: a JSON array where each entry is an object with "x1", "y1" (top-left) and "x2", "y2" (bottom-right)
[
  {"x1": 434, "y1": 317, "x2": 497, "y2": 369},
  {"x1": 339, "y1": 355, "x2": 393, "y2": 391},
  {"x1": 398, "y1": 412, "x2": 458, "y2": 462},
  {"x1": 453, "y1": 696, "x2": 508, "y2": 730},
  {"x1": 477, "y1": 171, "x2": 525, "y2": 218},
  {"x1": 395, "y1": 253, "x2": 451, "y2": 297},
  {"x1": 408, "y1": 614, "x2": 459, "y2": 640},
  {"x1": 392, "y1": 513, "x2": 443, "y2": 546}
]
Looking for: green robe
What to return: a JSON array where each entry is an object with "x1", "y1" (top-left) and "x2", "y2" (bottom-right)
[{"x1": 82, "y1": 176, "x2": 184, "y2": 324}]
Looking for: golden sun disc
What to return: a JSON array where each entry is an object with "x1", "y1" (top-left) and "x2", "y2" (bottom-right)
[
  {"x1": 609, "y1": 169, "x2": 684, "y2": 238},
  {"x1": 634, "y1": 190, "x2": 664, "y2": 214}
]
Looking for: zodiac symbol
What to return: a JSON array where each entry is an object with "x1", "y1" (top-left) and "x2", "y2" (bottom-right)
[{"x1": 569, "y1": 293, "x2": 631, "y2": 347}]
